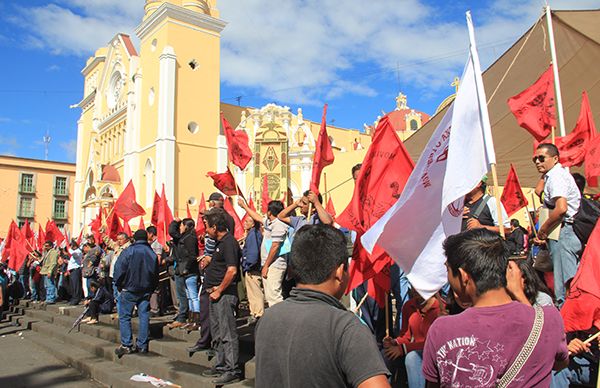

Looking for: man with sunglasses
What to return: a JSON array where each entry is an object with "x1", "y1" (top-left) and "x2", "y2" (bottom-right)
[{"x1": 532, "y1": 143, "x2": 581, "y2": 306}]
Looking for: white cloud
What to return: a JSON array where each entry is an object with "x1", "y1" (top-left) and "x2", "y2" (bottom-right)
[
  {"x1": 8, "y1": 0, "x2": 598, "y2": 104},
  {"x1": 59, "y1": 139, "x2": 77, "y2": 161},
  {"x1": 46, "y1": 64, "x2": 61, "y2": 72}
]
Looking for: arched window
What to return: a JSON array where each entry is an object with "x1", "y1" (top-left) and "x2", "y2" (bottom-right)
[
  {"x1": 410, "y1": 119, "x2": 419, "y2": 131},
  {"x1": 144, "y1": 159, "x2": 154, "y2": 207}
]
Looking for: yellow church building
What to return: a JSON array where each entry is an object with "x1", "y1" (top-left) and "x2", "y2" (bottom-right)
[{"x1": 72, "y1": 0, "x2": 429, "y2": 232}]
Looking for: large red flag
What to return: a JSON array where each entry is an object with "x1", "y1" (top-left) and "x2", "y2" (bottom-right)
[
  {"x1": 89, "y1": 208, "x2": 102, "y2": 244},
  {"x1": 310, "y1": 104, "x2": 335, "y2": 194},
  {"x1": 45, "y1": 220, "x2": 65, "y2": 247},
  {"x1": 500, "y1": 164, "x2": 529, "y2": 217},
  {"x1": 325, "y1": 196, "x2": 336, "y2": 218},
  {"x1": 223, "y1": 197, "x2": 244, "y2": 240},
  {"x1": 207, "y1": 169, "x2": 243, "y2": 198},
  {"x1": 561, "y1": 221, "x2": 600, "y2": 332},
  {"x1": 222, "y1": 112, "x2": 253, "y2": 170},
  {"x1": 113, "y1": 180, "x2": 146, "y2": 221},
  {"x1": 76, "y1": 228, "x2": 83, "y2": 246},
  {"x1": 553, "y1": 91, "x2": 597, "y2": 167},
  {"x1": 508, "y1": 65, "x2": 556, "y2": 141},
  {"x1": 186, "y1": 203, "x2": 193, "y2": 219},
  {"x1": 8, "y1": 227, "x2": 30, "y2": 271},
  {"x1": 585, "y1": 132, "x2": 600, "y2": 187},
  {"x1": 37, "y1": 224, "x2": 46, "y2": 250},
  {"x1": 157, "y1": 184, "x2": 174, "y2": 245},
  {"x1": 122, "y1": 220, "x2": 132, "y2": 237},
  {"x1": 21, "y1": 219, "x2": 34, "y2": 242},
  {"x1": 106, "y1": 210, "x2": 124, "y2": 240},
  {"x1": 196, "y1": 193, "x2": 206, "y2": 236},
  {"x1": 337, "y1": 115, "x2": 414, "y2": 234},
  {"x1": 151, "y1": 191, "x2": 160, "y2": 225},
  {"x1": 261, "y1": 174, "x2": 271, "y2": 214},
  {"x1": 138, "y1": 217, "x2": 145, "y2": 231},
  {"x1": 2, "y1": 221, "x2": 18, "y2": 262},
  {"x1": 507, "y1": 64, "x2": 556, "y2": 142},
  {"x1": 337, "y1": 115, "x2": 414, "y2": 304}
]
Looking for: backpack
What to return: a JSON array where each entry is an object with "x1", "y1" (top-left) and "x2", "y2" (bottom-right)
[{"x1": 573, "y1": 197, "x2": 600, "y2": 245}]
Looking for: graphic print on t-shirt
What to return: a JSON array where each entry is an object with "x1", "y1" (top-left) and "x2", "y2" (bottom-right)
[{"x1": 435, "y1": 336, "x2": 508, "y2": 387}]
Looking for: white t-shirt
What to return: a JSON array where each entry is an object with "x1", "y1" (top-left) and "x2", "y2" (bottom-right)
[{"x1": 543, "y1": 163, "x2": 581, "y2": 220}]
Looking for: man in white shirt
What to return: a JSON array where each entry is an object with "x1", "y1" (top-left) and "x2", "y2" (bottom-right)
[
  {"x1": 533, "y1": 143, "x2": 581, "y2": 305},
  {"x1": 67, "y1": 240, "x2": 83, "y2": 305}
]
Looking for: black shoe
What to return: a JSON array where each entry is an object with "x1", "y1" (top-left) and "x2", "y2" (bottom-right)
[
  {"x1": 115, "y1": 345, "x2": 137, "y2": 359},
  {"x1": 201, "y1": 368, "x2": 222, "y2": 378},
  {"x1": 187, "y1": 344, "x2": 211, "y2": 357},
  {"x1": 212, "y1": 372, "x2": 240, "y2": 385}
]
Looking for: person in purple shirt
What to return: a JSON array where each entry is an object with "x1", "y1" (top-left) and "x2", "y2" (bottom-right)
[{"x1": 422, "y1": 228, "x2": 569, "y2": 387}]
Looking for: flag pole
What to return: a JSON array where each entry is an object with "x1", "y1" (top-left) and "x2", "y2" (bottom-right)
[
  {"x1": 385, "y1": 292, "x2": 390, "y2": 337},
  {"x1": 545, "y1": 6, "x2": 567, "y2": 137},
  {"x1": 467, "y1": 11, "x2": 505, "y2": 238},
  {"x1": 323, "y1": 177, "x2": 353, "y2": 196}
]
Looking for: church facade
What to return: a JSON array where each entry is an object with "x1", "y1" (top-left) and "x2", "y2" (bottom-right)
[{"x1": 72, "y1": 0, "x2": 429, "y2": 232}]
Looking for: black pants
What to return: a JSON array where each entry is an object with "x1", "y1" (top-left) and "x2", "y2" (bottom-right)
[
  {"x1": 195, "y1": 287, "x2": 212, "y2": 347},
  {"x1": 69, "y1": 268, "x2": 83, "y2": 304},
  {"x1": 209, "y1": 294, "x2": 240, "y2": 375},
  {"x1": 88, "y1": 299, "x2": 112, "y2": 319}
]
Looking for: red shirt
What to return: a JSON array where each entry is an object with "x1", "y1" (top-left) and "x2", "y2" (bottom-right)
[{"x1": 395, "y1": 298, "x2": 442, "y2": 353}]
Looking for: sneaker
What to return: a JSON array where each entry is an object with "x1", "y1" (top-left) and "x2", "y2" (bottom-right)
[
  {"x1": 212, "y1": 372, "x2": 240, "y2": 385},
  {"x1": 201, "y1": 368, "x2": 222, "y2": 378},
  {"x1": 114, "y1": 345, "x2": 138, "y2": 359},
  {"x1": 86, "y1": 319, "x2": 98, "y2": 325}
]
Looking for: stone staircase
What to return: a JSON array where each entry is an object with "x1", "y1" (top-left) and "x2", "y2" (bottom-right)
[{"x1": 4, "y1": 301, "x2": 256, "y2": 388}]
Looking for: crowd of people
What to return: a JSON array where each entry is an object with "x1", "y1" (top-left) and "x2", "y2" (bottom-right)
[{"x1": 0, "y1": 143, "x2": 598, "y2": 387}]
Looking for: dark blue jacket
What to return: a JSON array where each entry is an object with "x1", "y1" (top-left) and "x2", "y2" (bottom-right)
[
  {"x1": 242, "y1": 227, "x2": 262, "y2": 273},
  {"x1": 113, "y1": 241, "x2": 159, "y2": 294}
]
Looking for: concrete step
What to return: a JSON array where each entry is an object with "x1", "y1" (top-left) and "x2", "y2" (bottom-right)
[{"x1": 25, "y1": 316, "x2": 218, "y2": 388}]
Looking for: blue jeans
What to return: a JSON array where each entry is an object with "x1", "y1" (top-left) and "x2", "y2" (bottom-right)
[
  {"x1": 113, "y1": 281, "x2": 120, "y2": 315},
  {"x1": 405, "y1": 350, "x2": 425, "y2": 388},
  {"x1": 29, "y1": 274, "x2": 39, "y2": 301},
  {"x1": 185, "y1": 275, "x2": 200, "y2": 313},
  {"x1": 118, "y1": 290, "x2": 151, "y2": 350},
  {"x1": 174, "y1": 275, "x2": 189, "y2": 322},
  {"x1": 551, "y1": 356, "x2": 591, "y2": 386},
  {"x1": 547, "y1": 224, "x2": 581, "y2": 305},
  {"x1": 43, "y1": 275, "x2": 56, "y2": 303}
]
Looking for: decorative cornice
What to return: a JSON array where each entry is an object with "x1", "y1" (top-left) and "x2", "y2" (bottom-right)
[
  {"x1": 82, "y1": 56, "x2": 106, "y2": 76},
  {"x1": 98, "y1": 104, "x2": 127, "y2": 132},
  {"x1": 135, "y1": 2, "x2": 227, "y2": 41},
  {"x1": 77, "y1": 90, "x2": 97, "y2": 111}
]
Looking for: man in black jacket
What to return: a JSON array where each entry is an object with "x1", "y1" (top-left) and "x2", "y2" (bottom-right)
[{"x1": 113, "y1": 229, "x2": 159, "y2": 357}]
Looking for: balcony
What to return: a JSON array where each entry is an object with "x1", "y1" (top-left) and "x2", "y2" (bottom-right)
[
  {"x1": 18, "y1": 208, "x2": 34, "y2": 218},
  {"x1": 53, "y1": 210, "x2": 68, "y2": 220},
  {"x1": 19, "y1": 184, "x2": 36, "y2": 194},
  {"x1": 53, "y1": 186, "x2": 69, "y2": 197}
]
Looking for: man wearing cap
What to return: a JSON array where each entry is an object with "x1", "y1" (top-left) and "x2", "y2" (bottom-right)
[
  {"x1": 461, "y1": 177, "x2": 510, "y2": 234},
  {"x1": 113, "y1": 229, "x2": 159, "y2": 358}
]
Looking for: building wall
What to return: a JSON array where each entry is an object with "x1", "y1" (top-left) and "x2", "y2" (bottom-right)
[{"x1": 0, "y1": 156, "x2": 75, "y2": 236}]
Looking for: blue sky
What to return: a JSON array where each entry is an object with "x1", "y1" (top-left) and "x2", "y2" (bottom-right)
[{"x1": 0, "y1": 0, "x2": 597, "y2": 162}]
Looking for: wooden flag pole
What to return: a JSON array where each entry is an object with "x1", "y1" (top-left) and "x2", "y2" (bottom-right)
[
  {"x1": 385, "y1": 292, "x2": 390, "y2": 337},
  {"x1": 353, "y1": 292, "x2": 369, "y2": 314},
  {"x1": 526, "y1": 210, "x2": 538, "y2": 239},
  {"x1": 323, "y1": 177, "x2": 353, "y2": 196},
  {"x1": 490, "y1": 164, "x2": 506, "y2": 238},
  {"x1": 551, "y1": 126, "x2": 556, "y2": 145},
  {"x1": 582, "y1": 330, "x2": 600, "y2": 345}
]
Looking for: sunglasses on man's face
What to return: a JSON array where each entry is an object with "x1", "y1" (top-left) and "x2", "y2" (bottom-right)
[{"x1": 532, "y1": 155, "x2": 547, "y2": 163}]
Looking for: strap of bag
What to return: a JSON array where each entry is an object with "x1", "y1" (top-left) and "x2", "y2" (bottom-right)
[
  {"x1": 471, "y1": 195, "x2": 491, "y2": 219},
  {"x1": 497, "y1": 306, "x2": 544, "y2": 387}
]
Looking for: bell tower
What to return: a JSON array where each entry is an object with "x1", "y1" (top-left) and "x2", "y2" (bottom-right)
[{"x1": 134, "y1": 0, "x2": 226, "y2": 208}]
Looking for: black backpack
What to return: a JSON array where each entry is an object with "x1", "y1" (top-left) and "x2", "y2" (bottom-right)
[{"x1": 573, "y1": 197, "x2": 600, "y2": 245}]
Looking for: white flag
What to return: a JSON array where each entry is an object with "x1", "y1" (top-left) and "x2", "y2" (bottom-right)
[{"x1": 361, "y1": 12, "x2": 495, "y2": 299}]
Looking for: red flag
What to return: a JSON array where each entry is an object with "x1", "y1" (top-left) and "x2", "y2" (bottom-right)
[
  {"x1": 553, "y1": 91, "x2": 597, "y2": 167},
  {"x1": 222, "y1": 112, "x2": 253, "y2": 170},
  {"x1": 186, "y1": 203, "x2": 193, "y2": 219},
  {"x1": 500, "y1": 164, "x2": 529, "y2": 217},
  {"x1": 89, "y1": 208, "x2": 103, "y2": 244},
  {"x1": 367, "y1": 264, "x2": 392, "y2": 308},
  {"x1": 21, "y1": 219, "x2": 34, "y2": 241},
  {"x1": 37, "y1": 224, "x2": 46, "y2": 250},
  {"x1": 196, "y1": 193, "x2": 207, "y2": 236},
  {"x1": 561, "y1": 222, "x2": 600, "y2": 332},
  {"x1": 123, "y1": 220, "x2": 132, "y2": 237},
  {"x1": 113, "y1": 180, "x2": 146, "y2": 221},
  {"x1": 106, "y1": 210, "x2": 123, "y2": 240},
  {"x1": 242, "y1": 197, "x2": 256, "y2": 226},
  {"x1": 325, "y1": 196, "x2": 336, "y2": 218},
  {"x1": 310, "y1": 104, "x2": 335, "y2": 194},
  {"x1": 157, "y1": 184, "x2": 174, "y2": 245},
  {"x1": 347, "y1": 236, "x2": 393, "y2": 307},
  {"x1": 45, "y1": 220, "x2": 65, "y2": 247},
  {"x1": 8, "y1": 227, "x2": 30, "y2": 271},
  {"x1": 507, "y1": 64, "x2": 556, "y2": 142},
  {"x1": 223, "y1": 197, "x2": 244, "y2": 240},
  {"x1": 151, "y1": 191, "x2": 160, "y2": 225},
  {"x1": 207, "y1": 169, "x2": 243, "y2": 198},
  {"x1": 585, "y1": 133, "x2": 600, "y2": 188},
  {"x1": 138, "y1": 217, "x2": 145, "y2": 231},
  {"x1": 76, "y1": 229, "x2": 83, "y2": 246},
  {"x1": 2, "y1": 221, "x2": 18, "y2": 262},
  {"x1": 261, "y1": 174, "x2": 271, "y2": 214},
  {"x1": 337, "y1": 115, "x2": 414, "y2": 234}
]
